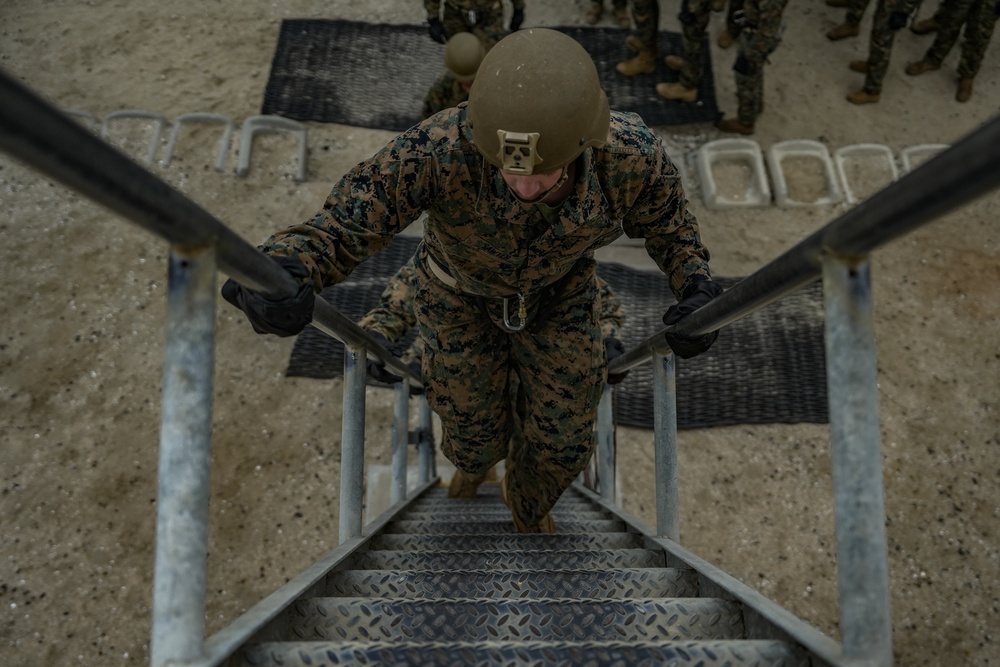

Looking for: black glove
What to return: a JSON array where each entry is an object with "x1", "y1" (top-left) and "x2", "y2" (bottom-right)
[
  {"x1": 365, "y1": 329, "x2": 405, "y2": 384},
  {"x1": 888, "y1": 10, "x2": 909, "y2": 30},
  {"x1": 604, "y1": 337, "x2": 629, "y2": 385},
  {"x1": 509, "y1": 8, "x2": 525, "y2": 31},
  {"x1": 662, "y1": 280, "x2": 724, "y2": 359},
  {"x1": 428, "y1": 17, "x2": 447, "y2": 43},
  {"x1": 221, "y1": 256, "x2": 315, "y2": 337},
  {"x1": 406, "y1": 360, "x2": 424, "y2": 395}
]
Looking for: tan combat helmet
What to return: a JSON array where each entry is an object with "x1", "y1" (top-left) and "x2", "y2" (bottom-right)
[
  {"x1": 444, "y1": 32, "x2": 486, "y2": 82},
  {"x1": 467, "y1": 28, "x2": 610, "y2": 176}
]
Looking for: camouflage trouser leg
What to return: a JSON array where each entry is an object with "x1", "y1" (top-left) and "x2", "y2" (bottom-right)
[
  {"x1": 414, "y1": 261, "x2": 605, "y2": 528},
  {"x1": 862, "y1": 0, "x2": 921, "y2": 93},
  {"x1": 734, "y1": 0, "x2": 787, "y2": 124},
  {"x1": 679, "y1": 0, "x2": 714, "y2": 87},
  {"x1": 442, "y1": 1, "x2": 506, "y2": 47},
  {"x1": 956, "y1": 0, "x2": 998, "y2": 78},
  {"x1": 631, "y1": 0, "x2": 662, "y2": 52},
  {"x1": 924, "y1": 0, "x2": 976, "y2": 64},
  {"x1": 846, "y1": 0, "x2": 875, "y2": 26}
]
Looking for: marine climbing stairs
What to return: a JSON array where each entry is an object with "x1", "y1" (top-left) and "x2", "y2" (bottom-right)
[{"x1": 237, "y1": 482, "x2": 832, "y2": 666}]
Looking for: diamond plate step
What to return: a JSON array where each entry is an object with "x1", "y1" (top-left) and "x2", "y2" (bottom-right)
[
  {"x1": 369, "y1": 532, "x2": 641, "y2": 551},
  {"x1": 400, "y1": 509, "x2": 609, "y2": 522},
  {"x1": 385, "y1": 518, "x2": 625, "y2": 534},
  {"x1": 325, "y1": 568, "x2": 699, "y2": 599},
  {"x1": 348, "y1": 548, "x2": 664, "y2": 570},
  {"x1": 289, "y1": 597, "x2": 744, "y2": 642},
  {"x1": 244, "y1": 639, "x2": 807, "y2": 667}
]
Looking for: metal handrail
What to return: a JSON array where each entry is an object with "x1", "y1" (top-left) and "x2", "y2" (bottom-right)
[
  {"x1": 0, "y1": 68, "x2": 419, "y2": 387},
  {"x1": 611, "y1": 112, "x2": 1000, "y2": 376}
]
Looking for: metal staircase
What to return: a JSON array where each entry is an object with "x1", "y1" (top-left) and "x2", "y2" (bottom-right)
[{"x1": 233, "y1": 482, "x2": 835, "y2": 666}]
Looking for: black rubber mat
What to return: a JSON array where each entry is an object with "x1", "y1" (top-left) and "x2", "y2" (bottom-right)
[
  {"x1": 286, "y1": 236, "x2": 828, "y2": 430},
  {"x1": 262, "y1": 20, "x2": 721, "y2": 131}
]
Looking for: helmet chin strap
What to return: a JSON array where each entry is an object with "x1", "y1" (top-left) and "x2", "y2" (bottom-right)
[{"x1": 508, "y1": 161, "x2": 574, "y2": 204}]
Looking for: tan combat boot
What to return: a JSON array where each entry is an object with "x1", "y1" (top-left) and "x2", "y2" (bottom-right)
[
  {"x1": 664, "y1": 55, "x2": 686, "y2": 71},
  {"x1": 905, "y1": 59, "x2": 939, "y2": 76},
  {"x1": 846, "y1": 90, "x2": 880, "y2": 104},
  {"x1": 625, "y1": 34, "x2": 643, "y2": 51},
  {"x1": 500, "y1": 472, "x2": 556, "y2": 533},
  {"x1": 910, "y1": 18, "x2": 938, "y2": 34},
  {"x1": 614, "y1": 6, "x2": 631, "y2": 28},
  {"x1": 656, "y1": 82, "x2": 698, "y2": 103},
  {"x1": 716, "y1": 117, "x2": 754, "y2": 135},
  {"x1": 827, "y1": 21, "x2": 860, "y2": 40},
  {"x1": 712, "y1": 0, "x2": 726, "y2": 10},
  {"x1": 585, "y1": 2, "x2": 602, "y2": 24},
  {"x1": 448, "y1": 468, "x2": 488, "y2": 498},
  {"x1": 616, "y1": 49, "x2": 657, "y2": 76},
  {"x1": 718, "y1": 29, "x2": 735, "y2": 49},
  {"x1": 956, "y1": 78, "x2": 973, "y2": 102},
  {"x1": 849, "y1": 59, "x2": 869, "y2": 73}
]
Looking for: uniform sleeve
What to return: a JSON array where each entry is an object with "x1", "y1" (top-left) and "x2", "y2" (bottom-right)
[
  {"x1": 620, "y1": 142, "x2": 713, "y2": 300},
  {"x1": 596, "y1": 276, "x2": 625, "y2": 339},
  {"x1": 259, "y1": 128, "x2": 438, "y2": 292},
  {"x1": 357, "y1": 256, "x2": 420, "y2": 341}
]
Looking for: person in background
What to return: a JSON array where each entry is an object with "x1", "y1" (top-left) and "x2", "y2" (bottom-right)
[
  {"x1": 903, "y1": 0, "x2": 998, "y2": 101},
  {"x1": 715, "y1": 0, "x2": 790, "y2": 134},
  {"x1": 716, "y1": 0, "x2": 746, "y2": 48},
  {"x1": 425, "y1": 0, "x2": 525, "y2": 48},
  {"x1": 655, "y1": 0, "x2": 713, "y2": 103},
  {"x1": 616, "y1": 0, "x2": 661, "y2": 75},
  {"x1": 222, "y1": 29, "x2": 722, "y2": 534},
  {"x1": 585, "y1": 0, "x2": 632, "y2": 27},
  {"x1": 421, "y1": 32, "x2": 486, "y2": 119},
  {"x1": 844, "y1": 0, "x2": 923, "y2": 104}
]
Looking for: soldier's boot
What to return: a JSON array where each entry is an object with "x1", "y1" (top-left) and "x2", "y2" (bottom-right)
[
  {"x1": 910, "y1": 17, "x2": 938, "y2": 34},
  {"x1": 585, "y1": 2, "x2": 603, "y2": 25},
  {"x1": 849, "y1": 59, "x2": 869, "y2": 73},
  {"x1": 826, "y1": 0, "x2": 850, "y2": 6},
  {"x1": 905, "y1": 59, "x2": 939, "y2": 76},
  {"x1": 656, "y1": 82, "x2": 699, "y2": 102},
  {"x1": 616, "y1": 49, "x2": 658, "y2": 76},
  {"x1": 500, "y1": 471, "x2": 556, "y2": 534},
  {"x1": 956, "y1": 78, "x2": 973, "y2": 103},
  {"x1": 716, "y1": 117, "x2": 754, "y2": 135},
  {"x1": 712, "y1": 0, "x2": 726, "y2": 11},
  {"x1": 846, "y1": 89, "x2": 880, "y2": 104},
  {"x1": 448, "y1": 468, "x2": 489, "y2": 499},
  {"x1": 625, "y1": 34, "x2": 643, "y2": 51},
  {"x1": 827, "y1": 21, "x2": 860, "y2": 40},
  {"x1": 614, "y1": 6, "x2": 631, "y2": 28},
  {"x1": 718, "y1": 29, "x2": 735, "y2": 49},
  {"x1": 664, "y1": 55, "x2": 686, "y2": 71}
]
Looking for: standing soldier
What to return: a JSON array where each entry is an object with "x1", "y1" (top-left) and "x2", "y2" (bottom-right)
[
  {"x1": 716, "y1": 0, "x2": 790, "y2": 134},
  {"x1": 616, "y1": 0, "x2": 661, "y2": 75},
  {"x1": 826, "y1": 0, "x2": 875, "y2": 40},
  {"x1": 421, "y1": 32, "x2": 486, "y2": 120},
  {"x1": 655, "y1": 0, "x2": 714, "y2": 103},
  {"x1": 904, "y1": 0, "x2": 999, "y2": 101},
  {"x1": 222, "y1": 29, "x2": 722, "y2": 534},
  {"x1": 845, "y1": 0, "x2": 923, "y2": 104},
  {"x1": 717, "y1": 0, "x2": 746, "y2": 48},
  {"x1": 425, "y1": 0, "x2": 525, "y2": 48}
]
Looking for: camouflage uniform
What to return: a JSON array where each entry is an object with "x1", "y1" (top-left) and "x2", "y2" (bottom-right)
[
  {"x1": 676, "y1": 0, "x2": 715, "y2": 88},
  {"x1": 629, "y1": 0, "x2": 662, "y2": 51},
  {"x1": 733, "y1": 0, "x2": 789, "y2": 125},
  {"x1": 421, "y1": 74, "x2": 470, "y2": 120},
  {"x1": 918, "y1": 0, "x2": 998, "y2": 78},
  {"x1": 425, "y1": 0, "x2": 524, "y2": 47},
  {"x1": 857, "y1": 0, "x2": 924, "y2": 94},
  {"x1": 260, "y1": 104, "x2": 712, "y2": 529},
  {"x1": 724, "y1": 0, "x2": 746, "y2": 41}
]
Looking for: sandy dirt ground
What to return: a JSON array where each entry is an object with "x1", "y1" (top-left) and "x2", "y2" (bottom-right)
[{"x1": 1, "y1": 1, "x2": 998, "y2": 665}]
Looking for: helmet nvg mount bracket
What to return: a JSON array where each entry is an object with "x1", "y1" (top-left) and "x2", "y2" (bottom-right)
[{"x1": 468, "y1": 28, "x2": 610, "y2": 176}]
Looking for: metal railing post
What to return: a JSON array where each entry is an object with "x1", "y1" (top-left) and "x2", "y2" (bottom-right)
[
  {"x1": 652, "y1": 351, "x2": 680, "y2": 540},
  {"x1": 391, "y1": 382, "x2": 410, "y2": 505},
  {"x1": 823, "y1": 256, "x2": 893, "y2": 666},
  {"x1": 151, "y1": 245, "x2": 217, "y2": 667},
  {"x1": 596, "y1": 385, "x2": 616, "y2": 502},
  {"x1": 339, "y1": 345, "x2": 367, "y2": 543}
]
